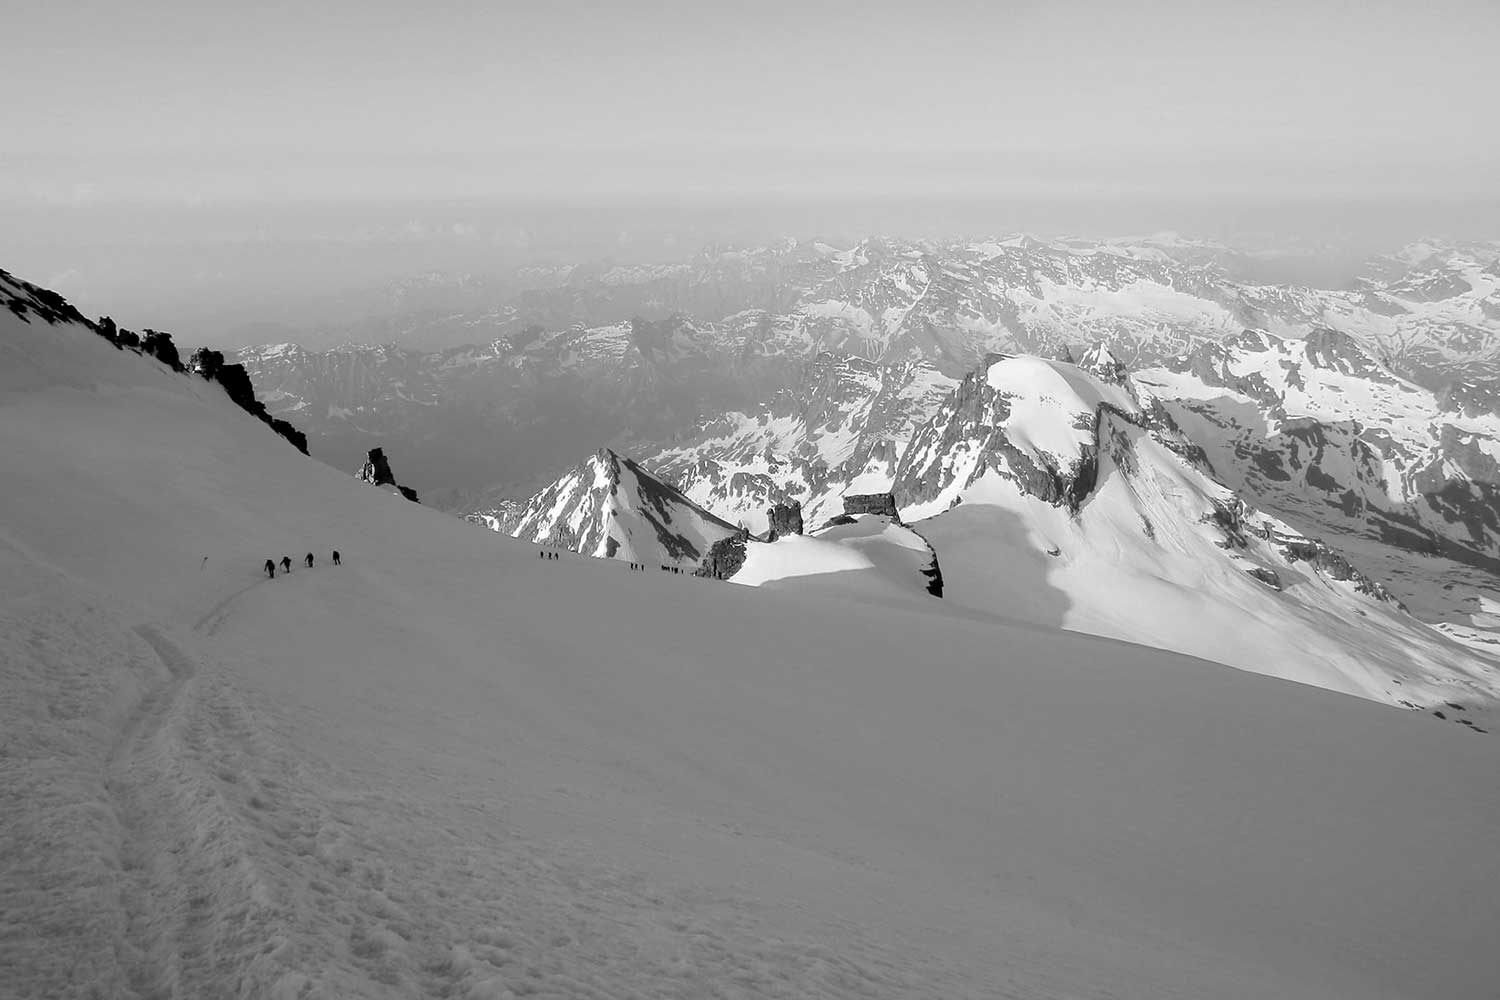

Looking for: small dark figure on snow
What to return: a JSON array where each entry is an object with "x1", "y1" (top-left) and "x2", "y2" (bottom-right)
[
  {"x1": 281, "y1": 555, "x2": 292, "y2": 573},
  {"x1": 305, "y1": 552, "x2": 315, "y2": 568},
  {"x1": 264, "y1": 559, "x2": 276, "y2": 579},
  {"x1": 332, "y1": 550, "x2": 341, "y2": 566}
]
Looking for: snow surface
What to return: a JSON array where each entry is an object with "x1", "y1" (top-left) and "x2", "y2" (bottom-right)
[
  {"x1": 733, "y1": 515, "x2": 937, "y2": 598},
  {"x1": 984, "y1": 355, "x2": 1137, "y2": 459},
  {"x1": 4, "y1": 306, "x2": 1500, "y2": 999}
]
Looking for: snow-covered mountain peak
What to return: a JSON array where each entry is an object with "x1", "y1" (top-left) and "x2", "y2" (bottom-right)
[
  {"x1": 509, "y1": 447, "x2": 740, "y2": 566},
  {"x1": 893, "y1": 354, "x2": 1140, "y2": 520}
]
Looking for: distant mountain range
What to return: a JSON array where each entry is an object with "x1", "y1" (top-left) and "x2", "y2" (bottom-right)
[
  {"x1": 485, "y1": 343, "x2": 1500, "y2": 706},
  {"x1": 4, "y1": 256, "x2": 1498, "y2": 704},
  {"x1": 236, "y1": 235, "x2": 1500, "y2": 491},
  {"x1": 219, "y1": 235, "x2": 1500, "y2": 698}
]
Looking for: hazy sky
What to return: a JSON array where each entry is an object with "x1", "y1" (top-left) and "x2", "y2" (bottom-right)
[
  {"x1": 4, "y1": 0, "x2": 1497, "y2": 205},
  {"x1": 4, "y1": 0, "x2": 1498, "y2": 333}
]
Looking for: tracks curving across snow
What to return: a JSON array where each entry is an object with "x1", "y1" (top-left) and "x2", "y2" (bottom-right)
[
  {"x1": 192, "y1": 579, "x2": 269, "y2": 636},
  {"x1": 106, "y1": 625, "x2": 291, "y2": 999}
]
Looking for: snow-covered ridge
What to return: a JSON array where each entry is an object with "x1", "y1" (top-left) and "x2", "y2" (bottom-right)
[
  {"x1": 2, "y1": 267, "x2": 310, "y2": 456},
  {"x1": 878, "y1": 350, "x2": 1500, "y2": 705}
]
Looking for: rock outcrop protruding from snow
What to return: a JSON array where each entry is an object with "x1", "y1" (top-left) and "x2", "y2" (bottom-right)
[
  {"x1": 766, "y1": 501, "x2": 804, "y2": 540},
  {"x1": 698, "y1": 535, "x2": 749, "y2": 580},
  {"x1": 357, "y1": 447, "x2": 420, "y2": 503},
  {"x1": 1078, "y1": 344, "x2": 1132, "y2": 386},
  {"x1": 842, "y1": 493, "x2": 900, "y2": 521}
]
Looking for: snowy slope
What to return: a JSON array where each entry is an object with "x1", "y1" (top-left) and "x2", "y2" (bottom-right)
[
  {"x1": 732, "y1": 513, "x2": 943, "y2": 598},
  {"x1": 508, "y1": 448, "x2": 739, "y2": 566},
  {"x1": 4, "y1": 278, "x2": 1500, "y2": 1000},
  {"x1": 1134, "y1": 329, "x2": 1500, "y2": 652},
  {"x1": 890, "y1": 353, "x2": 1500, "y2": 706}
]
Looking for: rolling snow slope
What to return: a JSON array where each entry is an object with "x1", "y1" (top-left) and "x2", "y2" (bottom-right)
[{"x1": 3, "y1": 283, "x2": 1500, "y2": 1000}]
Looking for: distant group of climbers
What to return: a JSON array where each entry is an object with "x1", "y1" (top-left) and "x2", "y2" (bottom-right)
[
  {"x1": 263, "y1": 550, "x2": 340, "y2": 578},
  {"x1": 536, "y1": 550, "x2": 696, "y2": 574}
]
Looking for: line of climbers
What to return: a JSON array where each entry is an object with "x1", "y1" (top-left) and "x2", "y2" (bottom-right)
[
  {"x1": 536, "y1": 550, "x2": 671, "y2": 573},
  {"x1": 263, "y1": 550, "x2": 341, "y2": 579}
]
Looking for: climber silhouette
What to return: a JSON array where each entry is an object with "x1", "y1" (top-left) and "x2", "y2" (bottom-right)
[
  {"x1": 305, "y1": 552, "x2": 315, "y2": 568},
  {"x1": 332, "y1": 550, "x2": 341, "y2": 566},
  {"x1": 264, "y1": 559, "x2": 275, "y2": 579},
  {"x1": 281, "y1": 555, "x2": 292, "y2": 573}
]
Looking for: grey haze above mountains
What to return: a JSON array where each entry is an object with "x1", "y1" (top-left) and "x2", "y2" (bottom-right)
[{"x1": 237, "y1": 234, "x2": 1500, "y2": 493}]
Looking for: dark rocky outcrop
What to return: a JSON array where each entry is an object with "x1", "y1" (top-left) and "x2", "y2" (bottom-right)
[
  {"x1": 843, "y1": 493, "x2": 901, "y2": 520},
  {"x1": 201, "y1": 353, "x2": 309, "y2": 455},
  {"x1": 190, "y1": 346, "x2": 224, "y2": 379},
  {"x1": 358, "y1": 448, "x2": 398, "y2": 487},
  {"x1": 697, "y1": 535, "x2": 748, "y2": 580},
  {"x1": 1, "y1": 268, "x2": 309, "y2": 455},
  {"x1": 766, "y1": 500, "x2": 804, "y2": 540},
  {"x1": 918, "y1": 541, "x2": 944, "y2": 597},
  {"x1": 1203, "y1": 498, "x2": 1250, "y2": 548},
  {"x1": 1078, "y1": 343, "x2": 1132, "y2": 386},
  {"x1": 1271, "y1": 534, "x2": 1404, "y2": 608},
  {"x1": 357, "y1": 447, "x2": 420, "y2": 503},
  {"x1": 141, "y1": 329, "x2": 185, "y2": 372},
  {"x1": 1245, "y1": 566, "x2": 1282, "y2": 590}
]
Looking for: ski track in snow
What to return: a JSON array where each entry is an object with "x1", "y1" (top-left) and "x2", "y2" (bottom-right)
[
  {"x1": 192, "y1": 579, "x2": 271, "y2": 636},
  {"x1": 20, "y1": 595, "x2": 971, "y2": 999}
]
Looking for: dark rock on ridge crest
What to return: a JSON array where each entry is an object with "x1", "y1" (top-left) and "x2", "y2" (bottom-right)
[
  {"x1": 358, "y1": 447, "x2": 421, "y2": 503},
  {"x1": 767, "y1": 501, "x2": 804, "y2": 540},
  {"x1": 843, "y1": 493, "x2": 901, "y2": 521},
  {"x1": 0, "y1": 268, "x2": 309, "y2": 456}
]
